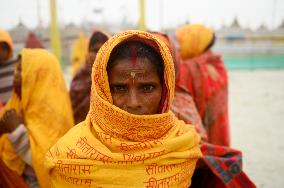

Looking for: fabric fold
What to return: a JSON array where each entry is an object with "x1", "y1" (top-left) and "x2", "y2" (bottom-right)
[{"x1": 46, "y1": 30, "x2": 202, "y2": 188}]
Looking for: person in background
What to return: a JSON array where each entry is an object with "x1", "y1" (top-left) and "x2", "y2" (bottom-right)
[
  {"x1": 0, "y1": 30, "x2": 27, "y2": 188},
  {"x1": 0, "y1": 158, "x2": 29, "y2": 188},
  {"x1": 71, "y1": 32, "x2": 88, "y2": 77},
  {"x1": 25, "y1": 32, "x2": 45, "y2": 49},
  {"x1": 70, "y1": 30, "x2": 110, "y2": 124},
  {"x1": 0, "y1": 49, "x2": 74, "y2": 187},
  {"x1": 154, "y1": 31, "x2": 255, "y2": 188},
  {"x1": 0, "y1": 29, "x2": 17, "y2": 105},
  {"x1": 176, "y1": 24, "x2": 230, "y2": 147},
  {"x1": 151, "y1": 31, "x2": 208, "y2": 141},
  {"x1": 45, "y1": 30, "x2": 201, "y2": 187}
]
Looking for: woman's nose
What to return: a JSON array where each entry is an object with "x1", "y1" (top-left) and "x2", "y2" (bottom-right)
[{"x1": 126, "y1": 89, "x2": 142, "y2": 114}]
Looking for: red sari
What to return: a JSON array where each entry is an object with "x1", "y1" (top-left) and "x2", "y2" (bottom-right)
[
  {"x1": 177, "y1": 50, "x2": 230, "y2": 146},
  {"x1": 190, "y1": 144, "x2": 256, "y2": 188},
  {"x1": 0, "y1": 159, "x2": 29, "y2": 188},
  {"x1": 171, "y1": 88, "x2": 255, "y2": 188},
  {"x1": 25, "y1": 32, "x2": 44, "y2": 48}
]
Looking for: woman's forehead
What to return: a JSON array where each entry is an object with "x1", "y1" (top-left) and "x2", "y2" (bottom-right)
[
  {"x1": 110, "y1": 58, "x2": 157, "y2": 73},
  {"x1": 108, "y1": 59, "x2": 161, "y2": 83}
]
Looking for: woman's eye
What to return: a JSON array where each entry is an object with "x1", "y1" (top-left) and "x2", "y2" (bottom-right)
[
  {"x1": 112, "y1": 85, "x2": 127, "y2": 92},
  {"x1": 142, "y1": 85, "x2": 155, "y2": 92}
]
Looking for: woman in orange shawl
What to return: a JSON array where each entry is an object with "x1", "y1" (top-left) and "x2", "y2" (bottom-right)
[
  {"x1": 0, "y1": 29, "x2": 17, "y2": 105},
  {"x1": 0, "y1": 49, "x2": 74, "y2": 187},
  {"x1": 70, "y1": 30, "x2": 110, "y2": 124},
  {"x1": 45, "y1": 30, "x2": 202, "y2": 187},
  {"x1": 176, "y1": 24, "x2": 230, "y2": 147}
]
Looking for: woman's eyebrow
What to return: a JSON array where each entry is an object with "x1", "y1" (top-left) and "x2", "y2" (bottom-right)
[{"x1": 109, "y1": 82, "x2": 127, "y2": 85}]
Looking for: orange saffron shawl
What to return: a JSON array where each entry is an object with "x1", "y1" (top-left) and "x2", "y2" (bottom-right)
[{"x1": 45, "y1": 30, "x2": 202, "y2": 188}]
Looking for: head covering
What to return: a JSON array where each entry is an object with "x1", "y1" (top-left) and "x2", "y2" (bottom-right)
[
  {"x1": 45, "y1": 30, "x2": 201, "y2": 187},
  {"x1": 71, "y1": 32, "x2": 88, "y2": 76},
  {"x1": 176, "y1": 24, "x2": 214, "y2": 60},
  {"x1": 25, "y1": 32, "x2": 44, "y2": 49},
  {"x1": 88, "y1": 30, "x2": 110, "y2": 50},
  {"x1": 151, "y1": 31, "x2": 181, "y2": 83},
  {"x1": 70, "y1": 30, "x2": 110, "y2": 124},
  {"x1": 0, "y1": 29, "x2": 14, "y2": 59},
  {"x1": 0, "y1": 49, "x2": 74, "y2": 187}
]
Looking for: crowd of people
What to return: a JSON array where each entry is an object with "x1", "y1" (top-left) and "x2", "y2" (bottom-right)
[{"x1": 0, "y1": 24, "x2": 256, "y2": 188}]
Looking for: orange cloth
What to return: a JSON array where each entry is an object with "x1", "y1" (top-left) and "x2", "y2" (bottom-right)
[
  {"x1": 71, "y1": 32, "x2": 88, "y2": 77},
  {"x1": 176, "y1": 24, "x2": 213, "y2": 60},
  {"x1": 0, "y1": 134, "x2": 25, "y2": 174},
  {"x1": 0, "y1": 29, "x2": 14, "y2": 59},
  {"x1": 0, "y1": 49, "x2": 74, "y2": 187},
  {"x1": 45, "y1": 30, "x2": 202, "y2": 187}
]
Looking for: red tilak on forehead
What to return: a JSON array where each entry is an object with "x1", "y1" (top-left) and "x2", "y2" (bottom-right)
[{"x1": 131, "y1": 46, "x2": 137, "y2": 66}]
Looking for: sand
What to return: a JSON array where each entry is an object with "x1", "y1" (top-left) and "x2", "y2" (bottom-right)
[{"x1": 229, "y1": 70, "x2": 284, "y2": 188}]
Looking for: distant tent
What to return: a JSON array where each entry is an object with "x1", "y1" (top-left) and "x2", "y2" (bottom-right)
[
  {"x1": 279, "y1": 20, "x2": 284, "y2": 29},
  {"x1": 230, "y1": 17, "x2": 241, "y2": 28},
  {"x1": 25, "y1": 32, "x2": 44, "y2": 48}
]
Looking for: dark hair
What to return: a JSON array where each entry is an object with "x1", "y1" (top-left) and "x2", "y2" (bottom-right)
[
  {"x1": 107, "y1": 40, "x2": 164, "y2": 81},
  {"x1": 88, "y1": 32, "x2": 109, "y2": 50},
  {"x1": 204, "y1": 33, "x2": 216, "y2": 52}
]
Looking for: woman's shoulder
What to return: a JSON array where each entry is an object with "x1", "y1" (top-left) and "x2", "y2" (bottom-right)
[
  {"x1": 50, "y1": 121, "x2": 87, "y2": 149},
  {"x1": 45, "y1": 121, "x2": 89, "y2": 163}
]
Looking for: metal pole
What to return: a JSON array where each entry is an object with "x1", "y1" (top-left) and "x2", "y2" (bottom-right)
[
  {"x1": 139, "y1": 0, "x2": 146, "y2": 31},
  {"x1": 50, "y1": 0, "x2": 62, "y2": 62}
]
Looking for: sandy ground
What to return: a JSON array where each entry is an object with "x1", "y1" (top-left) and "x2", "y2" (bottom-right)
[{"x1": 229, "y1": 70, "x2": 284, "y2": 188}]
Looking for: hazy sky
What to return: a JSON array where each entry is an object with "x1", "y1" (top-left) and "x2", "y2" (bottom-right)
[{"x1": 1, "y1": 0, "x2": 284, "y2": 30}]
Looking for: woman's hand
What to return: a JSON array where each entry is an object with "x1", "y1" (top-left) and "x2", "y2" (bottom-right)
[{"x1": 0, "y1": 109, "x2": 23, "y2": 134}]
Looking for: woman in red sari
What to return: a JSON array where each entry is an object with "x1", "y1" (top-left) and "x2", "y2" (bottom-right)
[
  {"x1": 151, "y1": 31, "x2": 207, "y2": 141},
  {"x1": 70, "y1": 30, "x2": 110, "y2": 124},
  {"x1": 25, "y1": 32, "x2": 44, "y2": 49},
  {"x1": 153, "y1": 31, "x2": 255, "y2": 188},
  {"x1": 176, "y1": 24, "x2": 230, "y2": 147}
]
